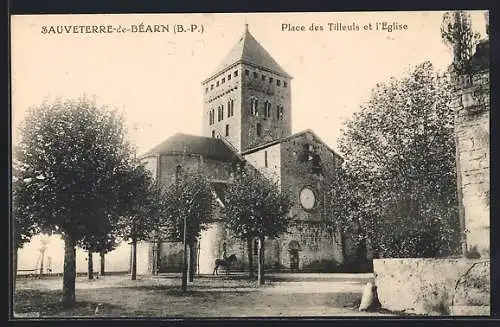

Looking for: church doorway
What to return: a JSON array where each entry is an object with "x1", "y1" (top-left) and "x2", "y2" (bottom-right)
[{"x1": 288, "y1": 241, "x2": 301, "y2": 272}]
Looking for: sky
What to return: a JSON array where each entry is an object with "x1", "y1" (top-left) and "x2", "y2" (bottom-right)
[{"x1": 11, "y1": 11, "x2": 487, "y2": 156}]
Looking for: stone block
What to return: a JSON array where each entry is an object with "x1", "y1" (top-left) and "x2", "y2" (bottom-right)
[
  {"x1": 452, "y1": 261, "x2": 490, "y2": 307},
  {"x1": 449, "y1": 305, "x2": 490, "y2": 316},
  {"x1": 373, "y1": 258, "x2": 490, "y2": 315}
]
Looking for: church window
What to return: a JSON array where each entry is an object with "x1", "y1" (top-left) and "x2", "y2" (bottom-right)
[
  {"x1": 175, "y1": 165, "x2": 183, "y2": 182},
  {"x1": 228, "y1": 74, "x2": 231, "y2": 81},
  {"x1": 209, "y1": 111, "x2": 212, "y2": 125},
  {"x1": 253, "y1": 72, "x2": 258, "y2": 79},
  {"x1": 265, "y1": 101, "x2": 272, "y2": 119},
  {"x1": 234, "y1": 70, "x2": 238, "y2": 77},
  {"x1": 253, "y1": 238, "x2": 259, "y2": 255},
  {"x1": 211, "y1": 109, "x2": 215, "y2": 124},
  {"x1": 231, "y1": 99, "x2": 234, "y2": 116},
  {"x1": 284, "y1": 81, "x2": 288, "y2": 88},
  {"x1": 225, "y1": 124, "x2": 229, "y2": 137},
  {"x1": 277, "y1": 105, "x2": 284, "y2": 120},
  {"x1": 222, "y1": 77, "x2": 225, "y2": 84},
  {"x1": 212, "y1": 130, "x2": 215, "y2": 138},
  {"x1": 264, "y1": 151, "x2": 268, "y2": 168},
  {"x1": 245, "y1": 69, "x2": 249, "y2": 76},
  {"x1": 216, "y1": 80, "x2": 220, "y2": 87},
  {"x1": 277, "y1": 80, "x2": 281, "y2": 86},
  {"x1": 262, "y1": 74, "x2": 266, "y2": 81},
  {"x1": 269, "y1": 77, "x2": 274, "y2": 84},
  {"x1": 211, "y1": 84, "x2": 214, "y2": 90},
  {"x1": 221, "y1": 104, "x2": 224, "y2": 120},
  {"x1": 250, "y1": 97, "x2": 259, "y2": 116},
  {"x1": 256, "y1": 123, "x2": 262, "y2": 136}
]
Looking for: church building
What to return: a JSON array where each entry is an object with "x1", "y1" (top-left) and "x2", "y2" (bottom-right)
[{"x1": 140, "y1": 25, "x2": 366, "y2": 274}]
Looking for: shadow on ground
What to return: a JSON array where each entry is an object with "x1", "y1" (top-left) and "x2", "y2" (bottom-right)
[{"x1": 14, "y1": 274, "x2": 396, "y2": 318}]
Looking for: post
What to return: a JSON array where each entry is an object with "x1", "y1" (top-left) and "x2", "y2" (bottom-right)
[
  {"x1": 131, "y1": 239, "x2": 137, "y2": 280},
  {"x1": 181, "y1": 214, "x2": 188, "y2": 291},
  {"x1": 258, "y1": 236, "x2": 265, "y2": 285},
  {"x1": 197, "y1": 241, "x2": 201, "y2": 276}
]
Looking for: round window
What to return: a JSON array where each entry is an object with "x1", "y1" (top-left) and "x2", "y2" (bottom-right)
[{"x1": 299, "y1": 187, "x2": 316, "y2": 210}]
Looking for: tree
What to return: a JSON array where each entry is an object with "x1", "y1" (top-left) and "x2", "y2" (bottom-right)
[
  {"x1": 15, "y1": 96, "x2": 135, "y2": 307},
  {"x1": 77, "y1": 216, "x2": 119, "y2": 280},
  {"x1": 223, "y1": 169, "x2": 293, "y2": 285},
  {"x1": 162, "y1": 170, "x2": 214, "y2": 290},
  {"x1": 12, "y1": 156, "x2": 40, "y2": 292},
  {"x1": 336, "y1": 61, "x2": 461, "y2": 259},
  {"x1": 441, "y1": 11, "x2": 481, "y2": 74},
  {"x1": 116, "y1": 164, "x2": 165, "y2": 280}
]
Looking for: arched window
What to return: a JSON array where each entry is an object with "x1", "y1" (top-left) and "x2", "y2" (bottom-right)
[
  {"x1": 264, "y1": 101, "x2": 272, "y2": 119},
  {"x1": 250, "y1": 97, "x2": 259, "y2": 116},
  {"x1": 175, "y1": 165, "x2": 183, "y2": 182},
  {"x1": 256, "y1": 123, "x2": 262, "y2": 136},
  {"x1": 277, "y1": 105, "x2": 284, "y2": 120}
]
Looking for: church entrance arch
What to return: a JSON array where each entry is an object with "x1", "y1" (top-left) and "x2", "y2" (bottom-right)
[{"x1": 288, "y1": 240, "x2": 301, "y2": 272}]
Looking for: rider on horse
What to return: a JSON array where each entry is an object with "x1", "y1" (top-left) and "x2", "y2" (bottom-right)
[{"x1": 222, "y1": 242, "x2": 228, "y2": 261}]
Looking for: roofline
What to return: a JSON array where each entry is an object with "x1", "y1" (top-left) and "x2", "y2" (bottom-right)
[
  {"x1": 241, "y1": 129, "x2": 343, "y2": 160},
  {"x1": 202, "y1": 60, "x2": 293, "y2": 85},
  {"x1": 140, "y1": 150, "x2": 242, "y2": 163}
]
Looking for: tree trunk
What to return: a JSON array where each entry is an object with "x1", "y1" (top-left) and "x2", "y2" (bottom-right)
[
  {"x1": 131, "y1": 239, "x2": 137, "y2": 280},
  {"x1": 87, "y1": 251, "x2": 93, "y2": 280},
  {"x1": 257, "y1": 236, "x2": 265, "y2": 286},
  {"x1": 247, "y1": 237, "x2": 254, "y2": 278},
  {"x1": 13, "y1": 244, "x2": 18, "y2": 296},
  {"x1": 62, "y1": 234, "x2": 76, "y2": 307},
  {"x1": 100, "y1": 251, "x2": 105, "y2": 276},
  {"x1": 181, "y1": 218, "x2": 188, "y2": 292},
  {"x1": 339, "y1": 230, "x2": 348, "y2": 266},
  {"x1": 188, "y1": 241, "x2": 195, "y2": 282}
]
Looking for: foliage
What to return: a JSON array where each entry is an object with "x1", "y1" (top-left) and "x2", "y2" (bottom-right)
[
  {"x1": 115, "y1": 164, "x2": 165, "y2": 243},
  {"x1": 161, "y1": 171, "x2": 214, "y2": 244},
  {"x1": 441, "y1": 11, "x2": 481, "y2": 74},
  {"x1": 335, "y1": 61, "x2": 461, "y2": 258},
  {"x1": 14, "y1": 96, "x2": 135, "y2": 242},
  {"x1": 222, "y1": 169, "x2": 293, "y2": 240},
  {"x1": 12, "y1": 157, "x2": 40, "y2": 249}
]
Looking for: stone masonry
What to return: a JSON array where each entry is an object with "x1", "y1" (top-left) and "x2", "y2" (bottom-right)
[{"x1": 450, "y1": 39, "x2": 490, "y2": 257}]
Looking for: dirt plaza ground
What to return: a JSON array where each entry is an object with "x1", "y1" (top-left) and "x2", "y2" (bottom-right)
[{"x1": 14, "y1": 273, "x2": 398, "y2": 318}]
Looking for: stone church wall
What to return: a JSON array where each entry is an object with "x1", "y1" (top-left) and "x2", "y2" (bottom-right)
[
  {"x1": 202, "y1": 66, "x2": 243, "y2": 151},
  {"x1": 280, "y1": 132, "x2": 339, "y2": 223},
  {"x1": 243, "y1": 142, "x2": 281, "y2": 186},
  {"x1": 240, "y1": 64, "x2": 291, "y2": 151},
  {"x1": 451, "y1": 66, "x2": 490, "y2": 257}
]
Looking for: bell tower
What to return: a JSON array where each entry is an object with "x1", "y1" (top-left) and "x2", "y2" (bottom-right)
[{"x1": 202, "y1": 25, "x2": 292, "y2": 153}]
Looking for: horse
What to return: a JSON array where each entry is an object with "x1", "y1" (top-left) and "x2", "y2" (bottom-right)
[{"x1": 213, "y1": 254, "x2": 237, "y2": 275}]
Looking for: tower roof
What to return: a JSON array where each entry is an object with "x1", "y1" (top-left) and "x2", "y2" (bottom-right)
[{"x1": 204, "y1": 25, "x2": 292, "y2": 82}]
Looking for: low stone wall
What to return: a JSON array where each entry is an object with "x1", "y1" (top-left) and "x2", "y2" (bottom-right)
[{"x1": 373, "y1": 258, "x2": 490, "y2": 315}]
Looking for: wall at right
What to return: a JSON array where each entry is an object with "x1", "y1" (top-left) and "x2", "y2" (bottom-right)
[{"x1": 451, "y1": 39, "x2": 490, "y2": 257}]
